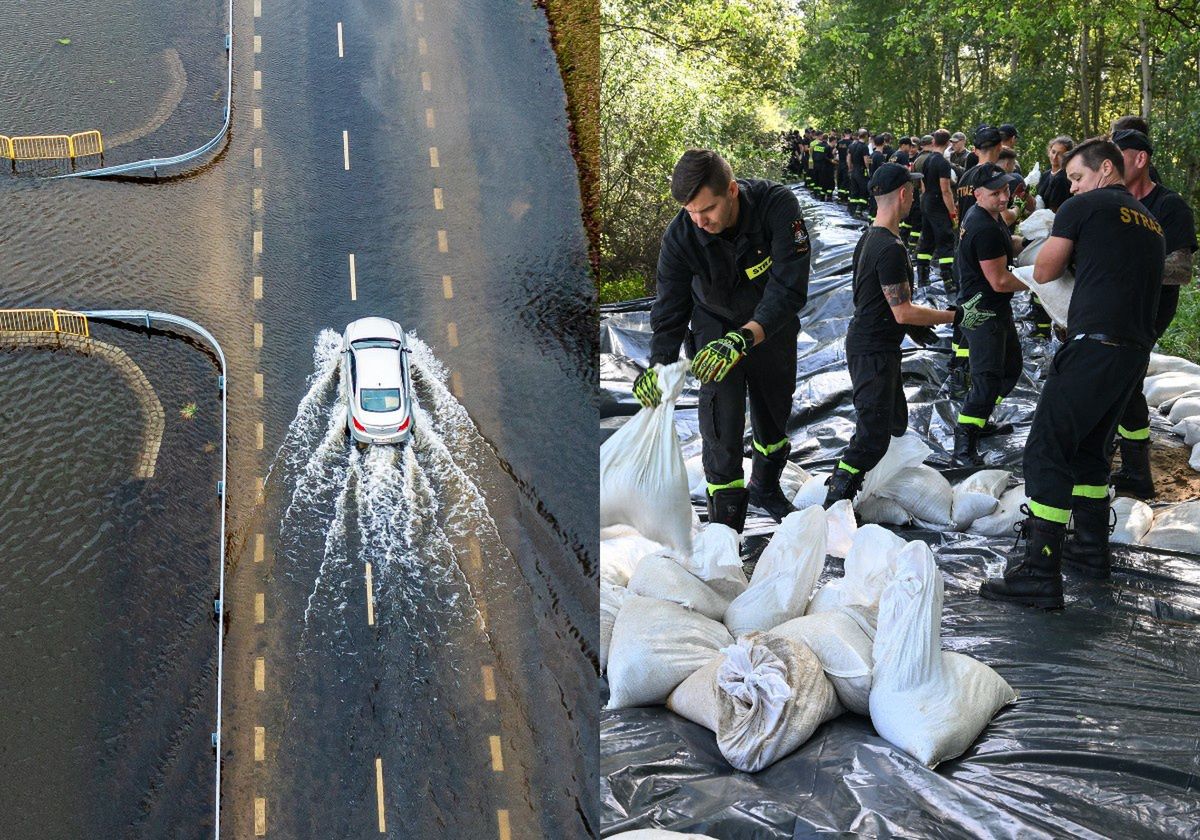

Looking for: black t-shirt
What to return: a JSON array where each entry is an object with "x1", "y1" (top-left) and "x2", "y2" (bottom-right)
[
  {"x1": 921, "y1": 152, "x2": 952, "y2": 214},
  {"x1": 964, "y1": 151, "x2": 979, "y2": 171},
  {"x1": 1051, "y1": 185, "x2": 1165, "y2": 347},
  {"x1": 870, "y1": 149, "x2": 887, "y2": 175},
  {"x1": 954, "y1": 163, "x2": 998, "y2": 222},
  {"x1": 1038, "y1": 168, "x2": 1071, "y2": 212},
  {"x1": 1140, "y1": 184, "x2": 1198, "y2": 256},
  {"x1": 846, "y1": 226, "x2": 912, "y2": 354},
  {"x1": 836, "y1": 138, "x2": 850, "y2": 165},
  {"x1": 956, "y1": 204, "x2": 1015, "y2": 313},
  {"x1": 849, "y1": 141, "x2": 869, "y2": 172}
]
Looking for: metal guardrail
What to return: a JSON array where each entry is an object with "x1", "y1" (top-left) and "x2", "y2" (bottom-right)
[
  {"x1": 82, "y1": 310, "x2": 227, "y2": 839},
  {"x1": 0, "y1": 308, "x2": 90, "y2": 337},
  {"x1": 58, "y1": 0, "x2": 233, "y2": 179}
]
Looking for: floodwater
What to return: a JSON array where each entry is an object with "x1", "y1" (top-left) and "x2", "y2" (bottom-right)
[{"x1": 0, "y1": 0, "x2": 597, "y2": 834}]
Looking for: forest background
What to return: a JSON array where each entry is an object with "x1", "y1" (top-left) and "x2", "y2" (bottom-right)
[{"x1": 600, "y1": 0, "x2": 1200, "y2": 360}]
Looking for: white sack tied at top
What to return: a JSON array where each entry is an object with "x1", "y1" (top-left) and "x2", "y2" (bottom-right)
[
  {"x1": 600, "y1": 361, "x2": 694, "y2": 554},
  {"x1": 869, "y1": 542, "x2": 1017, "y2": 768}
]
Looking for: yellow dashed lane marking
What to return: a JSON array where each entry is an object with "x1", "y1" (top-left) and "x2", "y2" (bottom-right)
[
  {"x1": 255, "y1": 476, "x2": 265, "y2": 504},
  {"x1": 489, "y1": 735, "x2": 504, "y2": 771},
  {"x1": 253, "y1": 188, "x2": 263, "y2": 210},
  {"x1": 253, "y1": 70, "x2": 262, "y2": 90},
  {"x1": 254, "y1": 726, "x2": 265, "y2": 762},
  {"x1": 254, "y1": 657, "x2": 265, "y2": 691},
  {"x1": 365, "y1": 562, "x2": 376, "y2": 626},
  {"x1": 254, "y1": 372, "x2": 264, "y2": 398},
  {"x1": 256, "y1": 421, "x2": 264, "y2": 449},
  {"x1": 255, "y1": 592, "x2": 265, "y2": 623},
  {"x1": 254, "y1": 147, "x2": 262, "y2": 168},
  {"x1": 418, "y1": 37, "x2": 427, "y2": 55},
  {"x1": 254, "y1": 322, "x2": 263, "y2": 347},
  {"x1": 442, "y1": 275, "x2": 453, "y2": 299},
  {"x1": 375, "y1": 757, "x2": 387, "y2": 832},
  {"x1": 253, "y1": 108, "x2": 262, "y2": 129},
  {"x1": 481, "y1": 665, "x2": 497, "y2": 701},
  {"x1": 425, "y1": 108, "x2": 435, "y2": 129},
  {"x1": 437, "y1": 230, "x2": 448, "y2": 252},
  {"x1": 429, "y1": 146, "x2": 439, "y2": 168},
  {"x1": 254, "y1": 35, "x2": 262, "y2": 53},
  {"x1": 433, "y1": 187, "x2": 444, "y2": 210},
  {"x1": 447, "y1": 322, "x2": 458, "y2": 347},
  {"x1": 497, "y1": 810, "x2": 511, "y2": 840},
  {"x1": 415, "y1": 3, "x2": 425, "y2": 21},
  {"x1": 451, "y1": 371, "x2": 463, "y2": 396},
  {"x1": 253, "y1": 0, "x2": 261, "y2": 17},
  {"x1": 254, "y1": 798, "x2": 266, "y2": 835},
  {"x1": 421, "y1": 71, "x2": 431, "y2": 92},
  {"x1": 254, "y1": 533, "x2": 265, "y2": 563},
  {"x1": 253, "y1": 230, "x2": 263, "y2": 254},
  {"x1": 254, "y1": 275, "x2": 263, "y2": 299}
]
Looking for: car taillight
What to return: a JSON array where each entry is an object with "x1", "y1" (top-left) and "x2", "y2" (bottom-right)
[
  {"x1": 352, "y1": 417, "x2": 366, "y2": 432},
  {"x1": 397, "y1": 416, "x2": 410, "y2": 432}
]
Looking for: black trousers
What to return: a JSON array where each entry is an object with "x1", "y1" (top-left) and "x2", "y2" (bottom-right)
[
  {"x1": 818, "y1": 163, "x2": 835, "y2": 195},
  {"x1": 849, "y1": 170, "x2": 869, "y2": 210},
  {"x1": 842, "y1": 351, "x2": 907, "y2": 473},
  {"x1": 836, "y1": 163, "x2": 849, "y2": 195},
  {"x1": 691, "y1": 309, "x2": 799, "y2": 488},
  {"x1": 916, "y1": 207, "x2": 954, "y2": 268},
  {"x1": 1118, "y1": 286, "x2": 1180, "y2": 438},
  {"x1": 959, "y1": 316, "x2": 1021, "y2": 424},
  {"x1": 1024, "y1": 338, "x2": 1148, "y2": 520}
]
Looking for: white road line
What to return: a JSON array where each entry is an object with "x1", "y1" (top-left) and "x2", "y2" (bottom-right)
[
  {"x1": 254, "y1": 533, "x2": 265, "y2": 563},
  {"x1": 433, "y1": 188, "x2": 444, "y2": 210},
  {"x1": 253, "y1": 70, "x2": 262, "y2": 90},
  {"x1": 437, "y1": 229, "x2": 448, "y2": 252},
  {"x1": 447, "y1": 322, "x2": 458, "y2": 347},
  {"x1": 254, "y1": 35, "x2": 262, "y2": 54},
  {"x1": 253, "y1": 188, "x2": 263, "y2": 210},
  {"x1": 429, "y1": 147, "x2": 440, "y2": 168},
  {"x1": 451, "y1": 371, "x2": 463, "y2": 397},
  {"x1": 254, "y1": 798, "x2": 267, "y2": 835},
  {"x1": 421, "y1": 71, "x2": 431, "y2": 92},
  {"x1": 425, "y1": 108, "x2": 435, "y2": 129},
  {"x1": 337, "y1": 21, "x2": 344, "y2": 57},
  {"x1": 348, "y1": 253, "x2": 358, "y2": 300},
  {"x1": 254, "y1": 372, "x2": 264, "y2": 399},
  {"x1": 253, "y1": 0, "x2": 261, "y2": 17},
  {"x1": 253, "y1": 108, "x2": 262, "y2": 129},
  {"x1": 254, "y1": 147, "x2": 262, "y2": 168},
  {"x1": 375, "y1": 758, "x2": 387, "y2": 832},
  {"x1": 365, "y1": 562, "x2": 375, "y2": 626},
  {"x1": 253, "y1": 230, "x2": 263, "y2": 254},
  {"x1": 342, "y1": 130, "x2": 351, "y2": 170},
  {"x1": 254, "y1": 275, "x2": 263, "y2": 299},
  {"x1": 415, "y1": 2, "x2": 425, "y2": 21},
  {"x1": 254, "y1": 726, "x2": 265, "y2": 762},
  {"x1": 255, "y1": 422, "x2": 264, "y2": 450},
  {"x1": 418, "y1": 37, "x2": 427, "y2": 55},
  {"x1": 468, "y1": 536, "x2": 482, "y2": 571},
  {"x1": 254, "y1": 322, "x2": 264, "y2": 347}
]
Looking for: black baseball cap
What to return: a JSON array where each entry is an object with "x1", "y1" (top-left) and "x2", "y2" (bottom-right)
[
  {"x1": 999, "y1": 123, "x2": 1019, "y2": 139},
  {"x1": 974, "y1": 125, "x2": 1002, "y2": 148},
  {"x1": 1113, "y1": 129, "x2": 1154, "y2": 155},
  {"x1": 971, "y1": 162, "x2": 1013, "y2": 191},
  {"x1": 869, "y1": 162, "x2": 923, "y2": 195}
]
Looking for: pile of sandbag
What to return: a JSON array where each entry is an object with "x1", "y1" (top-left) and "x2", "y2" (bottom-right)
[
  {"x1": 1140, "y1": 501, "x2": 1200, "y2": 553},
  {"x1": 603, "y1": 506, "x2": 1016, "y2": 772},
  {"x1": 1141, "y1": 354, "x2": 1200, "y2": 473}
]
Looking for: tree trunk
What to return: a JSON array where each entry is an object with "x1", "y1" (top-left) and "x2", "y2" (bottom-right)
[
  {"x1": 1078, "y1": 24, "x2": 1091, "y2": 136},
  {"x1": 1091, "y1": 24, "x2": 1104, "y2": 133},
  {"x1": 1139, "y1": 16, "x2": 1151, "y2": 120}
]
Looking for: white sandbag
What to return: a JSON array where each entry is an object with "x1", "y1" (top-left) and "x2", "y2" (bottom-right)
[
  {"x1": 1161, "y1": 390, "x2": 1200, "y2": 414},
  {"x1": 772, "y1": 610, "x2": 874, "y2": 715},
  {"x1": 668, "y1": 632, "x2": 841, "y2": 772},
  {"x1": 1012, "y1": 265, "x2": 1073, "y2": 328},
  {"x1": 1148, "y1": 352, "x2": 1200, "y2": 378},
  {"x1": 952, "y1": 490, "x2": 999, "y2": 531},
  {"x1": 958, "y1": 469, "x2": 1010, "y2": 499},
  {"x1": 970, "y1": 484, "x2": 1028, "y2": 537},
  {"x1": 600, "y1": 523, "x2": 642, "y2": 540},
  {"x1": 1016, "y1": 207, "x2": 1054, "y2": 241},
  {"x1": 857, "y1": 494, "x2": 911, "y2": 526},
  {"x1": 1144, "y1": 371, "x2": 1200, "y2": 407},
  {"x1": 1023, "y1": 163, "x2": 1041, "y2": 192},
  {"x1": 724, "y1": 507, "x2": 828, "y2": 637},
  {"x1": 1111, "y1": 497, "x2": 1154, "y2": 546},
  {"x1": 680, "y1": 523, "x2": 748, "y2": 601},
  {"x1": 1168, "y1": 396, "x2": 1200, "y2": 425},
  {"x1": 858, "y1": 434, "x2": 932, "y2": 505},
  {"x1": 1142, "y1": 502, "x2": 1200, "y2": 553},
  {"x1": 600, "y1": 361, "x2": 693, "y2": 554},
  {"x1": 608, "y1": 831, "x2": 719, "y2": 840},
  {"x1": 1174, "y1": 417, "x2": 1200, "y2": 447},
  {"x1": 825, "y1": 499, "x2": 858, "y2": 559},
  {"x1": 600, "y1": 532, "x2": 664, "y2": 587},
  {"x1": 792, "y1": 472, "x2": 829, "y2": 509},
  {"x1": 628, "y1": 553, "x2": 730, "y2": 621},
  {"x1": 600, "y1": 582, "x2": 629, "y2": 672},
  {"x1": 806, "y1": 524, "x2": 905, "y2": 616},
  {"x1": 606, "y1": 596, "x2": 734, "y2": 709},
  {"x1": 877, "y1": 465, "x2": 953, "y2": 525},
  {"x1": 870, "y1": 542, "x2": 1017, "y2": 767},
  {"x1": 1192, "y1": 441, "x2": 1200, "y2": 472}
]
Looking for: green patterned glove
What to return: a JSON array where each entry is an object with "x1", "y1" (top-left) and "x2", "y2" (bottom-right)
[
  {"x1": 953, "y1": 292, "x2": 997, "y2": 331},
  {"x1": 691, "y1": 330, "x2": 750, "y2": 384},
  {"x1": 632, "y1": 367, "x2": 662, "y2": 408}
]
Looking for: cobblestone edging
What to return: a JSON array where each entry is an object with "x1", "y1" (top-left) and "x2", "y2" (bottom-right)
[{"x1": 0, "y1": 332, "x2": 165, "y2": 478}]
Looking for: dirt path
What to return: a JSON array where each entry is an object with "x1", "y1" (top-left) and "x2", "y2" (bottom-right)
[{"x1": 1113, "y1": 439, "x2": 1200, "y2": 503}]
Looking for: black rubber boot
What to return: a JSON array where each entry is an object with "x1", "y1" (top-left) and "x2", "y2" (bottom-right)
[
  {"x1": 916, "y1": 263, "x2": 931, "y2": 288},
  {"x1": 952, "y1": 425, "x2": 985, "y2": 467},
  {"x1": 747, "y1": 456, "x2": 796, "y2": 523},
  {"x1": 823, "y1": 465, "x2": 865, "y2": 509},
  {"x1": 1111, "y1": 437, "x2": 1155, "y2": 499},
  {"x1": 1063, "y1": 496, "x2": 1115, "y2": 579},
  {"x1": 979, "y1": 509, "x2": 1066, "y2": 609},
  {"x1": 707, "y1": 487, "x2": 749, "y2": 533},
  {"x1": 980, "y1": 420, "x2": 1014, "y2": 437}
]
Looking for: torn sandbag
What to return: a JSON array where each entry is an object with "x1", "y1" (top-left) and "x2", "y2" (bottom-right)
[
  {"x1": 680, "y1": 524, "x2": 748, "y2": 601},
  {"x1": 825, "y1": 499, "x2": 857, "y2": 558},
  {"x1": 772, "y1": 610, "x2": 873, "y2": 714},
  {"x1": 601, "y1": 361, "x2": 694, "y2": 553},
  {"x1": 669, "y1": 632, "x2": 841, "y2": 773},
  {"x1": 628, "y1": 552, "x2": 730, "y2": 621},
  {"x1": 870, "y1": 542, "x2": 1017, "y2": 768},
  {"x1": 600, "y1": 531, "x2": 664, "y2": 587},
  {"x1": 606, "y1": 596, "x2": 733, "y2": 709},
  {"x1": 724, "y1": 507, "x2": 827, "y2": 636},
  {"x1": 877, "y1": 464, "x2": 953, "y2": 526},
  {"x1": 1111, "y1": 497, "x2": 1154, "y2": 545},
  {"x1": 600, "y1": 582, "x2": 629, "y2": 672},
  {"x1": 970, "y1": 484, "x2": 1028, "y2": 537}
]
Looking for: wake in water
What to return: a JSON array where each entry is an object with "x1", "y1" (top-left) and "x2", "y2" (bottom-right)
[{"x1": 267, "y1": 330, "x2": 514, "y2": 658}]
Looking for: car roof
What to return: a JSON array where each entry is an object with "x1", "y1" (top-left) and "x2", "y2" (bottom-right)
[
  {"x1": 353, "y1": 346, "x2": 403, "y2": 389},
  {"x1": 345, "y1": 316, "x2": 405, "y2": 343}
]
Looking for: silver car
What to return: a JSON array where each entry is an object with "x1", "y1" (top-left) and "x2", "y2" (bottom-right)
[{"x1": 341, "y1": 317, "x2": 414, "y2": 447}]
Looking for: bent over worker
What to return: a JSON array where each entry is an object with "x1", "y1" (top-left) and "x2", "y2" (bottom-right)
[
  {"x1": 980, "y1": 138, "x2": 1164, "y2": 608},
  {"x1": 633, "y1": 149, "x2": 811, "y2": 531},
  {"x1": 823, "y1": 164, "x2": 975, "y2": 507}
]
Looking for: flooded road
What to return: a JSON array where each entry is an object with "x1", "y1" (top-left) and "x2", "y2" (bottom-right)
[{"x1": 0, "y1": 0, "x2": 596, "y2": 835}]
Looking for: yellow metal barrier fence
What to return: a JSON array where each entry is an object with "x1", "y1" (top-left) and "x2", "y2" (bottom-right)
[
  {"x1": 0, "y1": 135, "x2": 12, "y2": 160},
  {"x1": 0, "y1": 309, "x2": 90, "y2": 338},
  {"x1": 71, "y1": 130, "x2": 104, "y2": 158},
  {"x1": 1, "y1": 131, "x2": 104, "y2": 163}
]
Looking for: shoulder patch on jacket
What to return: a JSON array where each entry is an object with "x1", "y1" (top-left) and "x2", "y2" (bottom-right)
[{"x1": 792, "y1": 217, "x2": 810, "y2": 254}]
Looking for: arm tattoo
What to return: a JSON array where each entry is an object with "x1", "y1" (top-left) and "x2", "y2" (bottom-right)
[
  {"x1": 1163, "y1": 248, "x2": 1195, "y2": 286},
  {"x1": 882, "y1": 282, "x2": 912, "y2": 307}
]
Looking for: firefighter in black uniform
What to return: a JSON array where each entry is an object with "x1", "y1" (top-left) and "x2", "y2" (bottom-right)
[
  {"x1": 915, "y1": 130, "x2": 957, "y2": 286},
  {"x1": 823, "y1": 164, "x2": 985, "y2": 506},
  {"x1": 848, "y1": 129, "x2": 871, "y2": 217},
  {"x1": 906, "y1": 136, "x2": 934, "y2": 255},
  {"x1": 1109, "y1": 129, "x2": 1197, "y2": 498},
  {"x1": 633, "y1": 149, "x2": 811, "y2": 531},
  {"x1": 835, "y1": 131, "x2": 852, "y2": 202},
  {"x1": 980, "y1": 138, "x2": 1165, "y2": 607},
  {"x1": 811, "y1": 133, "x2": 833, "y2": 201},
  {"x1": 950, "y1": 163, "x2": 1028, "y2": 465},
  {"x1": 866, "y1": 134, "x2": 889, "y2": 220}
]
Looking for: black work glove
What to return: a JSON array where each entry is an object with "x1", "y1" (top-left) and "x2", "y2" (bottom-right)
[
  {"x1": 632, "y1": 367, "x2": 662, "y2": 408},
  {"x1": 904, "y1": 325, "x2": 939, "y2": 346},
  {"x1": 951, "y1": 292, "x2": 996, "y2": 330}
]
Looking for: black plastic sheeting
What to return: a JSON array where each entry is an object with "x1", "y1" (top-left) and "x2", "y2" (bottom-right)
[{"x1": 599, "y1": 189, "x2": 1200, "y2": 838}]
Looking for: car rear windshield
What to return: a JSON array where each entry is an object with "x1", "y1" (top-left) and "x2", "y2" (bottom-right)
[
  {"x1": 352, "y1": 338, "x2": 401, "y2": 350},
  {"x1": 360, "y1": 388, "x2": 401, "y2": 412}
]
